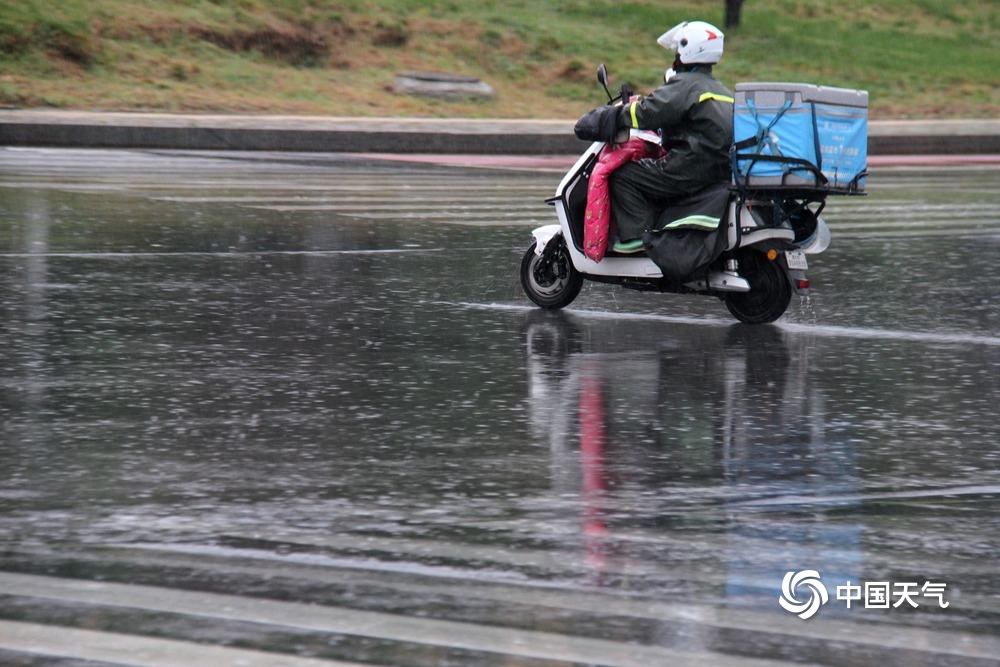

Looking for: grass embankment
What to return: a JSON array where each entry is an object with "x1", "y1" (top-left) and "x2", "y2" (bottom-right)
[{"x1": 0, "y1": 0, "x2": 998, "y2": 119}]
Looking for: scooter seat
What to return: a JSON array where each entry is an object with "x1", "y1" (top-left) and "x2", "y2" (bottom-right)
[{"x1": 740, "y1": 226, "x2": 795, "y2": 246}]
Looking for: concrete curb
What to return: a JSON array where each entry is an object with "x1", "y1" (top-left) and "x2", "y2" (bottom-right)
[{"x1": 2, "y1": 110, "x2": 1000, "y2": 156}]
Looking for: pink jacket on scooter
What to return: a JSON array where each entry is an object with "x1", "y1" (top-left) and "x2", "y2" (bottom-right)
[{"x1": 584, "y1": 137, "x2": 664, "y2": 261}]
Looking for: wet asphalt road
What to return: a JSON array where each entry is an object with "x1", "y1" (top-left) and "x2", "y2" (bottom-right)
[{"x1": 1, "y1": 148, "x2": 999, "y2": 666}]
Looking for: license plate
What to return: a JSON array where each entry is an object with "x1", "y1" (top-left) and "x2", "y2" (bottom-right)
[{"x1": 785, "y1": 250, "x2": 808, "y2": 270}]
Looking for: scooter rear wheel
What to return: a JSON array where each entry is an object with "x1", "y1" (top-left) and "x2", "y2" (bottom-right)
[
  {"x1": 520, "y1": 240, "x2": 584, "y2": 309},
  {"x1": 724, "y1": 250, "x2": 792, "y2": 324}
]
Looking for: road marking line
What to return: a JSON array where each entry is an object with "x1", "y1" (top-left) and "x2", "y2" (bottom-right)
[
  {"x1": 0, "y1": 572, "x2": 790, "y2": 667},
  {"x1": 0, "y1": 619, "x2": 368, "y2": 667}
]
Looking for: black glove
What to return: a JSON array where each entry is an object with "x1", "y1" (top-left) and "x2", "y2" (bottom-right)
[{"x1": 574, "y1": 105, "x2": 621, "y2": 143}]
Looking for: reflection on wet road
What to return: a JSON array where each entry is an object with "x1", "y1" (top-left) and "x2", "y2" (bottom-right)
[{"x1": 1, "y1": 148, "x2": 999, "y2": 666}]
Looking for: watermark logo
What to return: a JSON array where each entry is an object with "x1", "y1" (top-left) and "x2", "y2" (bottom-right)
[
  {"x1": 779, "y1": 571, "x2": 950, "y2": 619},
  {"x1": 779, "y1": 570, "x2": 829, "y2": 619}
]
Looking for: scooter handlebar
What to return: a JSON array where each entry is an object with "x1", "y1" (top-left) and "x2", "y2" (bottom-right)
[{"x1": 619, "y1": 83, "x2": 632, "y2": 105}]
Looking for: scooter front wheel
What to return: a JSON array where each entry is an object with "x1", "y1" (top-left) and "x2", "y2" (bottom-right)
[
  {"x1": 724, "y1": 250, "x2": 792, "y2": 324},
  {"x1": 520, "y1": 240, "x2": 584, "y2": 309}
]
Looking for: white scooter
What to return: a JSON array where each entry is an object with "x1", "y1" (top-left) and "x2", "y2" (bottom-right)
[{"x1": 520, "y1": 65, "x2": 834, "y2": 324}]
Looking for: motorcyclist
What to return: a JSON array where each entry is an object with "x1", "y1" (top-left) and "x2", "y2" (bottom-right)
[{"x1": 607, "y1": 21, "x2": 734, "y2": 253}]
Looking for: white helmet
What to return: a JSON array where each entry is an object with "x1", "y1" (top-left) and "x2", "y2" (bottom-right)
[{"x1": 657, "y1": 21, "x2": 724, "y2": 65}]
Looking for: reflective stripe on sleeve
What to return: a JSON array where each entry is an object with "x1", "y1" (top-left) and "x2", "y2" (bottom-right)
[
  {"x1": 630, "y1": 101, "x2": 639, "y2": 128},
  {"x1": 699, "y1": 92, "x2": 735, "y2": 104}
]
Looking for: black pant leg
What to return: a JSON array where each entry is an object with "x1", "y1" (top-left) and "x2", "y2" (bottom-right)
[{"x1": 609, "y1": 160, "x2": 691, "y2": 241}]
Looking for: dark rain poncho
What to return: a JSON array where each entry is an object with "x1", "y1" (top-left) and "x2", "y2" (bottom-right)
[{"x1": 609, "y1": 67, "x2": 734, "y2": 241}]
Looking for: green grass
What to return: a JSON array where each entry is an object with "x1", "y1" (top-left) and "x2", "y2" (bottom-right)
[{"x1": 0, "y1": 0, "x2": 998, "y2": 119}]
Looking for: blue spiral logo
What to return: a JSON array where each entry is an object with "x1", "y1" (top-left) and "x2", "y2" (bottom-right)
[{"x1": 779, "y1": 570, "x2": 829, "y2": 619}]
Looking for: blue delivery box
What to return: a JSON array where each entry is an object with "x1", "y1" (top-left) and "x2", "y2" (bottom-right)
[{"x1": 734, "y1": 82, "x2": 868, "y2": 193}]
